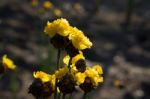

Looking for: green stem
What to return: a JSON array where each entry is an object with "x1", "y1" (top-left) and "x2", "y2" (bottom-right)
[
  {"x1": 0, "y1": 75, "x2": 3, "y2": 80},
  {"x1": 57, "y1": 93, "x2": 61, "y2": 99},
  {"x1": 68, "y1": 57, "x2": 72, "y2": 72},
  {"x1": 56, "y1": 49, "x2": 61, "y2": 69},
  {"x1": 69, "y1": 93, "x2": 72, "y2": 99},
  {"x1": 62, "y1": 94, "x2": 66, "y2": 99},
  {"x1": 54, "y1": 49, "x2": 61, "y2": 99},
  {"x1": 83, "y1": 93, "x2": 87, "y2": 99},
  {"x1": 36, "y1": 97, "x2": 46, "y2": 99},
  {"x1": 125, "y1": 0, "x2": 134, "y2": 29}
]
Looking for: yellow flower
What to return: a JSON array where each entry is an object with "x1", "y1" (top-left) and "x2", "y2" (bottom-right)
[
  {"x1": 2, "y1": 55, "x2": 16, "y2": 70},
  {"x1": 55, "y1": 66, "x2": 69, "y2": 79},
  {"x1": 49, "y1": 74, "x2": 56, "y2": 90},
  {"x1": 54, "y1": 9, "x2": 62, "y2": 17},
  {"x1": 33, "y1": 71, "x2": 51, "y2": 83},
  {"x1": 69, "y1": 27, "x2": 92, "y2": 50},
  {"x1": 43, "y1": 1, "x2": 53, "y2": 9},
  {"x1": 44, "y1": 18, "x2": 71, "y2": 37},
  {"x1": 72, "y1": 64, "x2": 103, "y2": 87},
  {"x1": 29, "y1": 71, "x2": 56, "y2": 97},
  {"x1": 33, "y1": 71, "x2": 56, "y2": 89},
  {"x1": 63, "y1": 55, "x2": 70, "y2": 65},
  {"x1": 63, "y1": 51, "x2": 84, "y2": 65},
  {"x1": 70, "y1": 65, "x2": 78, "y2": 74},
  {"x1": 85, "y1": 67, "x2": 103, "y2": 86},
  {"x1": 74, "y1": 72, "x2": 86, "y2": 85},
  {"x1": 92, "y1": 65, "x2": 103, "y2": 74}
]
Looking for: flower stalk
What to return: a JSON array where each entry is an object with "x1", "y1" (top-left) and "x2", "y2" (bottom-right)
[
  {"x1": 68, "y1": 57, "x2": 72, "y2": 72},
  {"x1": 54, "y1": 49, "x2": 61, "y2": 99},
  {"x1": 83, "y1": 93, "x2": 87, "y2": 99},
  {"x1": 62, "y1": 94, "x2": 66, "y2": 99}
]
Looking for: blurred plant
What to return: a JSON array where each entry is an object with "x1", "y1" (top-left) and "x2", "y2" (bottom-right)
[
  {"x1": 113, "y1": 79, "x2": 125, "y2": 89},
  {"x1": 53, "y1": 8, "x2": 62, "y2": 17},
  {"x1": 0, "y1": 54, "x2": 19, "y2": 98},
  {"x1": 31, "y1": 0, "x2": 39, "y2": 7},
  {"x1": 42, "y1": 1, "x2": 53, "y2": 10},
  {"x1": 0, "y1": 55, "x2": 16, "y2": 74},
  {"x1": 9, "y1": 73, "x2": 20, "y2": 99},
  {"x1": 28, "y1": 18, "x2": 103, "y2": 99},
  {"x1": 30, "y1": 0, "x2": 63, "y2": 18},
  {"x1": 124, "y1": 0, "x2": 135, "y2": 30}
]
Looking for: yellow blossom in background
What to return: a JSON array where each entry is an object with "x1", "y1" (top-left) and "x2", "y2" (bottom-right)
[
  {"x1": 44, "y1": 18, "x2": 71, "y2": 37},
  {"x1": 38, "y1": 8, "x2": 46, "y2": 15},
  {"x1": 43, "y1": 1, "x2": 53, "y2": 10},
  {"x1": 74, "y1": 3, "x2": 82, "y2": 11},
  {"x1": 63, "y1": 51, "x2": 84, "y2": 65},
  {"x1": 33, "y1": 71, "x2": 51, "y2": 83},
  {"x1": 53, "y1": 9, "x2": 62, "y2": 17},
  {"x1": 113, "y1": 79, "x2": 124, "y2": 89},
  {"x1": 69, "y1": 27, "x2": 92, "y2": 50},
  {"x1": 31, "y1": 0, "x2": 38, "y2": 7},
  {"x1": 2, "y1": 55, "x2": 16, "y2": 70}
]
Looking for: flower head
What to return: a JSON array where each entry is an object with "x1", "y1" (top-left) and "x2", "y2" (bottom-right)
[
  {"x1": 57, "y1": 74, "x2": 76, "y2": 94},
  {"x1": 69, "y1": 27, "x2": 92, "y2": 50},
  {"x1": 74, "y1": 65, "x2": 103, "y2": 92},
  {"x1": 44, "y1": 18, "x2": 71, "y2": 37},
  {"x1": 33, "y1": 71, "x2": 51, "y2": 83},
  {"x1": 29, "y1": 71, "x2": 56, "y2": 98},
  {"x1": 85, "y1": 65, "x2": 103, "y2": 86},
  {"x1": 2, "y1": 55, "x2": 16, "y2": 70},
  {"x1": 63, "y1": 51, "x2": 86, "y2": 72}
]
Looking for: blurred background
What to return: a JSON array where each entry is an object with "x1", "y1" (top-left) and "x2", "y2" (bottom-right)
[{"x1": 0, "y1": 0, "x2": 150, "y2": 99}]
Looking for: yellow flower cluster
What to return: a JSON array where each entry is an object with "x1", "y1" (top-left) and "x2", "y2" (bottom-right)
[
  {"x1": 29, "y1": 18, "x2": 103, "y2": 98},
  {"x1": 1, "y1": 55, "x2": 16, "y2": 71},
  {"x1": 48, "y1": 64, "x2": 103, "y2": 92},
  {"x1": 44, "y1": 18, "x2": 92, "y2": 50}
]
